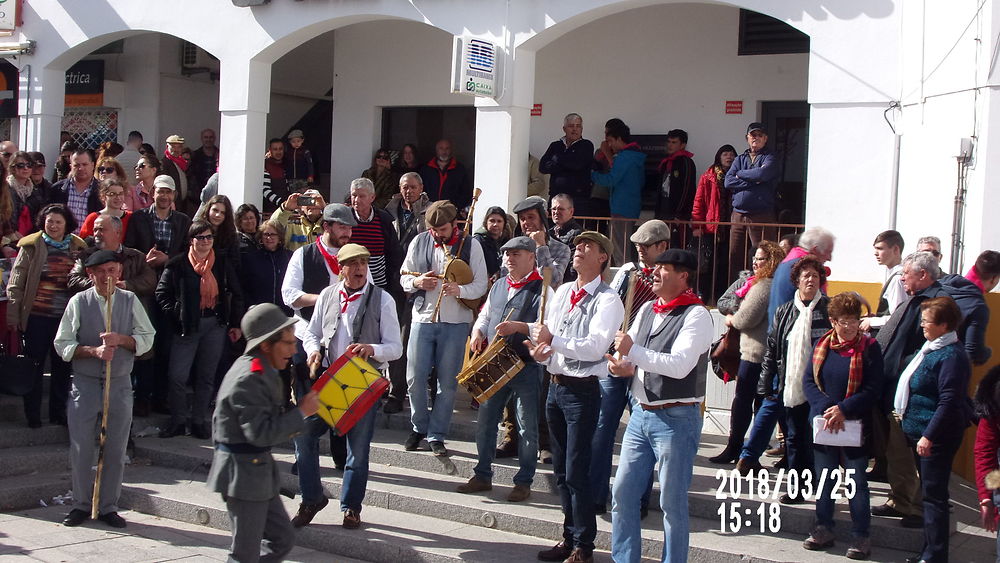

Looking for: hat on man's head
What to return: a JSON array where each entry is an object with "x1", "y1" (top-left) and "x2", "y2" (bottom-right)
[
  {"x1": 152, "y1": 175, "x2": 175, "y2": 191},
  {"x1": 288, "y1": 129, "x2": 304, "y2": 140},
  {"x1": 500, "y1": 236, "x2": 537, "y2": 254},
  {"x1": 337, "y1": 243, "x2": 370, "y2": 264},
  {"x1": 746, "y1": 122, "x2": 766, "y2": 136},
  {"x1": 165, "y1": 134, "x2": 185, "y2": 144},
  {"x1": 512, "y1": 196, "x2": 547, "y2": 216},
  {"x1": 630, "y1": 220, "x2": 671, "y2": 245},
  {"x1": 425, "y1": 200, "x2": 458, "y2": 227},
  {"x1": 654, "y1": 248, "x2": 698, "y2": 271},
  {"x1": 242, "y1": 303, "x2": 297, "y2": 354},
  {"x1": 322, "y1": 203, "x2": 358, "y2": 226},
  {"x1": 84, "y1": 249, "x2": 121, "y2": 268},
  {"x1": 573, "y1": 231, "x2": 614, "y2": 258}
]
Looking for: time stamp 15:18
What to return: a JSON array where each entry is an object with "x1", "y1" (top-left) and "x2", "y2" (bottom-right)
[{"x1": 714, "y1": 468, "x2": 858, "y2": 533}]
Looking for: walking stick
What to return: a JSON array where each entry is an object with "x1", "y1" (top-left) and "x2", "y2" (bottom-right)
[{"x1": 91, "y1": 276, "x2": 114, "y2": 520}]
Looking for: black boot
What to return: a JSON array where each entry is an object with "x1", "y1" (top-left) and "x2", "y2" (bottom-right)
[{"x1": 708, "y1": 438, "x2": 741, "y2": 464}]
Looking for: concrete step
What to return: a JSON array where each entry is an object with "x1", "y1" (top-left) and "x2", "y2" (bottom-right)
[
  {"x1": 0, "y1": 422, "x2": 69, "y2": 449},
  {"x1": 0, "y1": 443, "x2": 69, "y2": 477},
  {"x1": 0, "y1": 469, "x2": 73, "y2": 512},
  {"x1": 131, "y1": 436, "x2": 932, "y2": 561}
]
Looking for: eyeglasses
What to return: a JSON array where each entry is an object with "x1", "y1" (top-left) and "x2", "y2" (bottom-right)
[
  {"x1": 834, "y1": 318, "x2": 861, "y2": 327},
  {"x1": 12, "y1": 162, "x2": 31, "y2": 169},
  {"x1": 261, "y1": 232, "x2": 279, "y2": 238},
  {"x1": 752, "y1": 257, "x2": 767, "y2": 262},
  {"x1": 376, "y1": 155, "x2": 389, "y2": 160},
  {"x1": 98, "y1": 167, "x2": 116, "y2": 173},
  {"x1": 106, "y1": 191, "x2": 125, "y2": 197},
  {"x1": 135, "y1": 164, "x2": 147, "y2": 170},
  {"x1": 192, "y1": 234, "x2": 214, "y2": 241}
]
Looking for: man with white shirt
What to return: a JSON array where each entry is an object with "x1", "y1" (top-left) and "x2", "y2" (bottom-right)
[
  {"x1": 400, "y1": 200, "x2": 487, "y2": 456},
  {"x1": 606, "y1": 248, "x2": 713, "y2": 563},
  {"x1": 530, "y1": 231, "x2": 624, "y2": 563},
  {"x1": 300, "y1": 244, "x2": 402, "y2": 530},
  {"x1": 457, "y1": 236, "x2": 553, "y2": 503},
  {"x1": 281, "y1": 203, "x2": 356, "y2": 525},
  {"x1": 861, "y1": 231, "x2": 906, "y2": 336}
]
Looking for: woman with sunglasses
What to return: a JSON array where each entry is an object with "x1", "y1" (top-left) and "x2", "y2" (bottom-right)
[
  {"x1": 7, "y1": 151, "x2": 43, "y2": 240},
  {"x1": 155, "y1": 220, "x2": 244, "y2": 440},
  {"x1": 78, "y1": 179, "x2": 132, "y2": 239},
  {"x1": 126, "y1": 154, "x2": 160, "y2": 212},
  {"x1": 94, "y1": 156, "x2": 128, "y2": 187},
  {"x1": 361, "y1": 147, "x2": 397, "y2": 209}
]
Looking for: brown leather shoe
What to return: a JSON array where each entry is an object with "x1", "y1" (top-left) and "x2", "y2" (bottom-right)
[
  {"x1": 456, "y1": 477, "x2": 492, "y2": 494},
  {"x1": 291, "y1": 496, "x2": 329, "y2": 528},
  {"x1": 537, "y1": 540, "x2": 573, "y2": 561},
  {"x1": 342, "y1": 508, "x2": 361, "y2": 529},
  {"x1": 507, "y1": 484, "x2": 531, "y2": 502},
  {"x1": 563, "y1": 548, "x2": 593, "y2": 563},
  {"x1": 495, "y1": 438, "x2": 518, "y2": 458}
]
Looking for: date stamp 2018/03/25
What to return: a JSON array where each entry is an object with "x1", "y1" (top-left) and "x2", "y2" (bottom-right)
[{"x1": 714, "y1": 468, "x2": 859, "y2": 533}]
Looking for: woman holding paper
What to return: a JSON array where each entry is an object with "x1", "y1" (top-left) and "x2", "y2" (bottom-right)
[
  {"x1": 898, "y1": 296, "x2": 972, "y2": 563},
  {"x1": 801, "y1": 292, "x2": 884, "y2": 560}
]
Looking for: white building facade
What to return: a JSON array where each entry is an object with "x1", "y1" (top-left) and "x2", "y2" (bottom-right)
[{"x1": 10, "y1": 0, "x2": 999, "y2": 284}]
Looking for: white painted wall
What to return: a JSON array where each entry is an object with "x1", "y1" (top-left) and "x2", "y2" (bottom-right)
[
  {"x1": 156, "y1": 36, "x2": 220, "y2": 150},
  {"x1": 268, "y1": 32, "x2": 335, "y2": 142}
]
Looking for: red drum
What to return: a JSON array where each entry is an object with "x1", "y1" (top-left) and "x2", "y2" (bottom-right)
[{"x1": 311, "y1": 351, "x2": 388, "y2": 436}]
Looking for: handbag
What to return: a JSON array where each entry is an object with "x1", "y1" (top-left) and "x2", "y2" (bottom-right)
[
  {"x1": 0, "y1": 332, "x2": 38, "y2": 397},
  {"x1": 710, "y1": 327, "x2": 741, "y2": 382}
]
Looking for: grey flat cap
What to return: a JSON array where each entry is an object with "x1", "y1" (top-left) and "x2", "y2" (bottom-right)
[
  {"x1": 322, "y1": 203, "x2": 357, "y2": 226},
  {"x1": 512, "y1": 196, "x2": 547, "y2": 215},
  {"x1": 500, "y1": 235, "x2": 537, "y2": 253},
  {"x1": 630, "y1": 220, "x2": 671, "y2": 245},
  {"x1": 242, "y1": 303, "x2": 297, "y2": 354}
]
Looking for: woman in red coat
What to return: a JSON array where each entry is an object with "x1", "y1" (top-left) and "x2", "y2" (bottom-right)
[{"x1": 691, "y1": 144, "x2": 736, "y2": 237}]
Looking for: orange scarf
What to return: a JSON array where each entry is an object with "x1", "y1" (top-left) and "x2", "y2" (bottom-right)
[{"x1": 189, "y1": 247, "x2": 219, "y2": 310}]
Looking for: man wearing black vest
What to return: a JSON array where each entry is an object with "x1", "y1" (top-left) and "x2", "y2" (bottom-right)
[
  {"x1": 280, "y1": 203, "x2": 357, "y2": 526},
  {"x1": 605, "y1": 249, "x2": 713, "y2": 563},
  {"x1": 458, "y1": 236, "x2": 553, "y2": 503},
  {"x1": 399, "y1": 200, "x2": 487, "y2": 456},
  {"x1": 299, "y1": 244, "x2": 402, "y2": 530},
  {"x1": 530, "y1": 231, "x2": 624, "y2": 563}
]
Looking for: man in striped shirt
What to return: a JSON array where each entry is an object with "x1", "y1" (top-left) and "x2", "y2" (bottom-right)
[{"x1": 348, "y1": 178, "x2": 403, "y2": 302}]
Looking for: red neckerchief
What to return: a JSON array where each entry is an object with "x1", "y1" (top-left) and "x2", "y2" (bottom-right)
[
  {"x1": 967, "y1": 265, "x2": 987, "y2": 294},
  {"x1": 641, "y1": 266, "x2": 653, "y2": 277},
  {"x1": 652, "y1": 289, "x2": 703, "y2": 314},
  {"x1": 339, "y1": 289, "x2": 362, "y2": 313},
  {"x1": 657, "y1": 150, "x2": 694, "y2": 174},
  {"x1": 315, "y1": 240, "x2": 340, "y2": 274},
  {"x1": 427, "y1": 157, "x2": 457, "y2": 200},
  {"x1": 568, "y1": 287, "x2": 588, "y2": 312},
  {"x1": 163, "y1": 148, "x2": 189, "y2": 172},
  {"x1": 250, "y1": 358, "x2": 264, "y2": 372},
  {"x1": 433, "y1": 228, "x2": 459, "y2": 248},
  {"x1": 507, "y1": 270, "x2": 542, "y2": 290}
]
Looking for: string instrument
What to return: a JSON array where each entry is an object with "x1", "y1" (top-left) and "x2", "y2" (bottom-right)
[
  {"x1": 625, "y1": 266, "x2": 657, "y2": 325},
  {"x1": 431, "y1": 188, "x2": 483, "y2": 321}
]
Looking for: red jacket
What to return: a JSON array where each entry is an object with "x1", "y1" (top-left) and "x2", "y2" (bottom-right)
[
  {"x1": 691, "y1": 166, "x2": 728, "y2": 233},
  {"x1": 975, "y1": 416, "x2": 1000, "y2": 501}
]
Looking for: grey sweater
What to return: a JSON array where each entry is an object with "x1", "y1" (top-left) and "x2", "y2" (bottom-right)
[{"x1": 728, "y1": 277, "x2": 772, "y2": 363}]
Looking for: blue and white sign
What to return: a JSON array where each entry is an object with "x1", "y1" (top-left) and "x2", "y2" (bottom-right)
[{"x1": 451, "y1": 37, "x2": 501, "y2": 98}]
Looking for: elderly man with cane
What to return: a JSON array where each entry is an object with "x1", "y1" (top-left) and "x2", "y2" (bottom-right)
[{"x1": 54, "y1": 250, "x2": 156, "y2": 527}]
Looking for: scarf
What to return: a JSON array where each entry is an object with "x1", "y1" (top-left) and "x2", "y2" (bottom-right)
[
  {"x1": 657, "y1": 150, "x2": 695, "y2": 174},
  {"x1": 433, "y1": 228, "x2": 459, "y2": 248},
  {"x1": 568, "y1": 287, "x2": 588, "y2": 312},
  {"x1": 783, "y1": 246, "x2": 809, "y2": 263},
  {"x1": 8, "y1": 175, "x2": 32, "y2": 201},
  {"x1": 734, "y1": 275, "x2": 757, "y2": 299},
  {"x1": 339, "y1": 289, "x2": 362, "y2": 313},
  {"x1": 164, "y1": 148, "x2": 188, "y2": 172},
  {"x1": 315, "y1": 239, "x2": 341, "y2": 275},
  {"x1": 42, "y1": 232, "x2": 71, "y2": 251},
  {"x1": 188, "y1": 247, "x2": 219, "y2": 310},
  {"x1": 967, "y1": 265, "x2": 987, "y2": 294},
  {"x1": 783, "y1": 291, "x2": 822, "y2": 407},
  {"x1": 652, "y1": 289, "x2": 703, "y2": 314},
  {"x1": 507, "y1": 270, "x2": 542, "y2": 290},
  {"x1": 812, "y1": 329, "x2": 871, "y2": 399},
  {"x1": 894, "y1": 331, "x2": 960, "y2": 414}
]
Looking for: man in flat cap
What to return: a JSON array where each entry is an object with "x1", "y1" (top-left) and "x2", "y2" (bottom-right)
[
  {"x1": 399, "y1": 199, "x2": 487, "y2": 456},
  {"x1": 54, "y1": 250, "x2": 156, "y2": 528},
  {"x1": 606, "y1": 249, "x2": 713, "y2": 563},
  {"x1": 511, "y1": 195, "x2": 571, "y2": 288},
  {"x1": 298, "y1": 243, "x2": 402, "y2": 529},
  {"x1": 208, "y1": 303, "x2": 319, "y2": 562},
  {"x1": 281, "y1": 203, "x2": 359, "y2": 524},
  {"x1": 161, "y1": 134, "x2": 197, "y2": 217},
  {"x1": 529, "y1": 231, "x2": 624, "y2": 563},
  {"x1": 458, "y1": 236, "x2": 554, "y2": 503}
]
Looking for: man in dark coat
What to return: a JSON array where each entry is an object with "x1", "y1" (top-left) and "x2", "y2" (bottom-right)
[
  {"x1": 539, "y1": 113, "x2": 595, "y2": 217},
  {"x1": 420, "y1": 139, "x2": 470, "y2": 210}
]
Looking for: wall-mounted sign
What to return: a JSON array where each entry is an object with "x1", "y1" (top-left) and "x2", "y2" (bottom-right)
[
  {"x1": 531, "y1": 103, "x2": 542, "y2": 117},
  {"x1": 0, "y1": 0, "x2": 19, "y2": 33},
  {"x1": 65, "y1": 60, "x2": 104, "y2": 107},
  {"x1": 0, "y1": 59, "x2": 17, "y2": 118},
  {"x1": 451, "y1": 37, "x2": 501, "y2": 98},
  {"x1": 726, "y1": 100, "x2": 743, "y2": 114}
]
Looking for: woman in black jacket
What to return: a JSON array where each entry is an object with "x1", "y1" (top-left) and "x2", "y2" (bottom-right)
[
  {"x1": 155, "y1": 221, "x2": 243, "y2": 440},
  {"x1": 240, "y1": 219, "x2": 291, "y2": 315}
]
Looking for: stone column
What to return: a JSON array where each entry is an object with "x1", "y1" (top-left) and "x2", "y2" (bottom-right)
[
  {"x1": 18, "y1": 66, "x2": 64, "y2": 158},
  {"x1": 218, "y1": 57, "x2": 270, "y2": 208}
]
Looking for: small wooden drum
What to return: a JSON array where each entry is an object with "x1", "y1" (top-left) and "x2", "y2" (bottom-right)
[
  {"x1": 457, "y1": 337, "x2": 525, "y2": 403},
  {"x1": 311, "y1": 351, "x2": 388, "y2": 436}
]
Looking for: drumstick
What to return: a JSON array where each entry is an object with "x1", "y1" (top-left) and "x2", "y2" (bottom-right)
[
  {"x1": 471, "y1": 309, "x2": 517, "y2": 361},
  {"x1": 617, "y1": 273, "x2": 638, "y2": 360},
  {"x1": 91, "y1": 276, "x2": 114, "y2": 520}
]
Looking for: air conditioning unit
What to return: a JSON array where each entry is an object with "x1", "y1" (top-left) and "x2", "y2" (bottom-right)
[{"x1": 180, "y1": 41, "x2": 220, "y2": 76}]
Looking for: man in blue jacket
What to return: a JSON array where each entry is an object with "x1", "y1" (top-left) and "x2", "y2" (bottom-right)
[
  {"x1": 591, "y1": 121, "x2": 644, "y2": 267},
  {"x1": 725, "y1": 122, "x2": 781, "y2": 275}
]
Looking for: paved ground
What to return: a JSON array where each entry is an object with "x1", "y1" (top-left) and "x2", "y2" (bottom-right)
[{"x1": 0, "y1": 505, "x2": 365, "y2": 562}]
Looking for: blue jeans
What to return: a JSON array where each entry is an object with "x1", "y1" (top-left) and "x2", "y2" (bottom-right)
[
  {"x1": 406, "y1": 322, "x2": 469, "y2": 442},
  {"x1": 612, "y1": 404, "x2": 702, "y2": 563},
  {"x1": 740, "y1": 395, "x2": 783, "y2": 462},
  {"x1": 547, "y1": 377, "x2": 601, "y2": 551},
  {"x1": 813, "y1": 446, "x2": 870, "y2": 538},
  {"x1": 914, "y1": 433, "x2": 962, "y2": 562},
  {"x1": 294, "y1": 415, "x2": 332, "y2": 505},
  {"x1": 474, "y1": 363, "x2": 541, "y2": 485},
  {"x1": 590, "y1": 377, "x2": 653, "y2": 510},
  {"x1": 340, "y1": 402, "x2": 378, "y2": 512}
]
